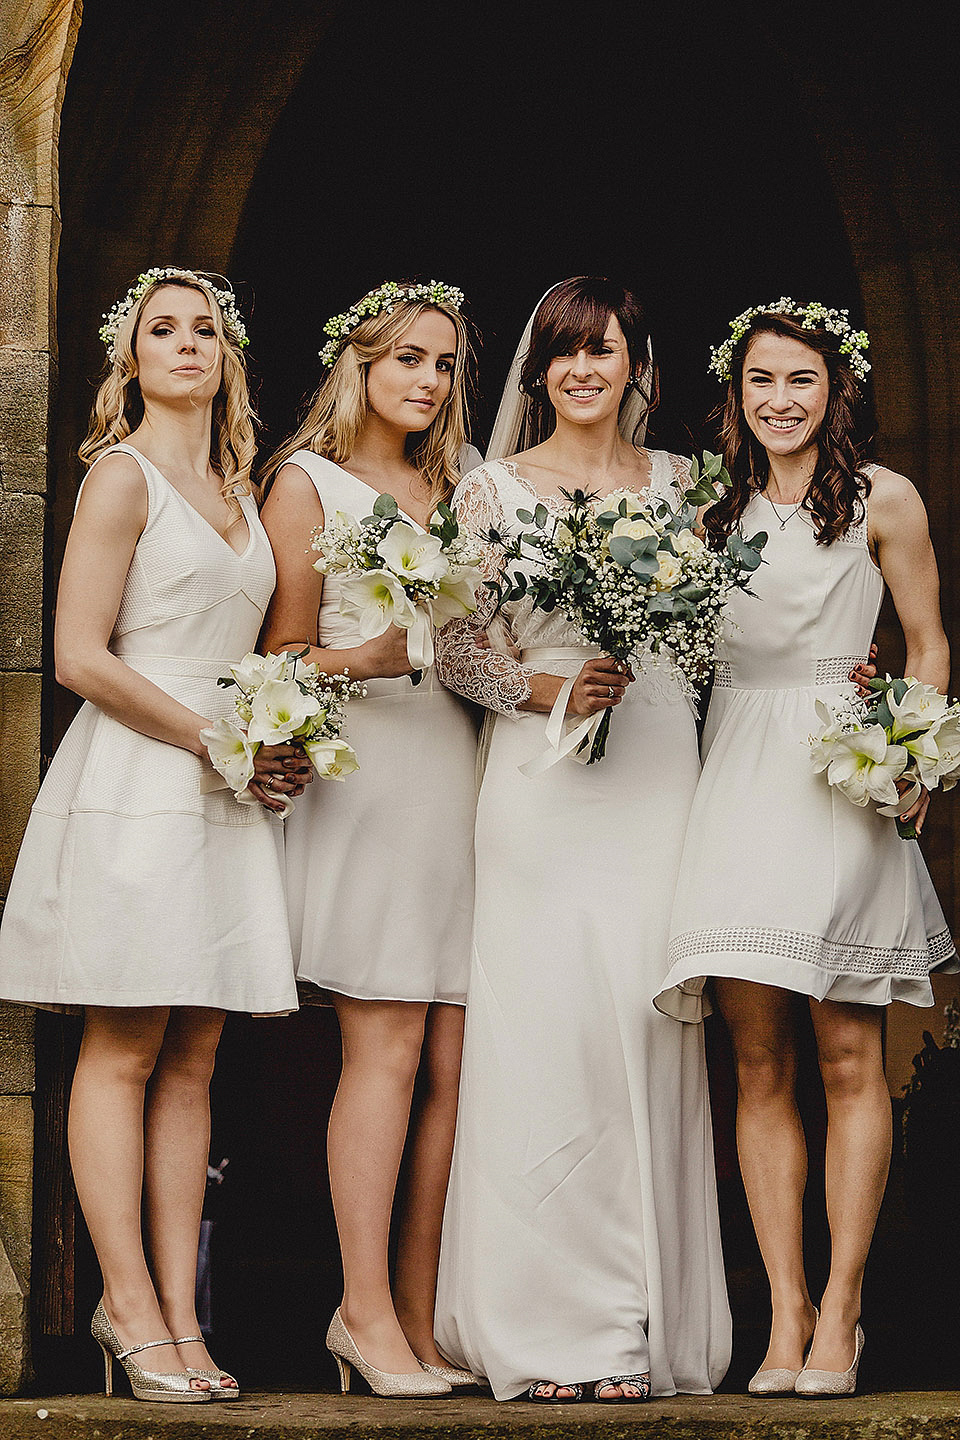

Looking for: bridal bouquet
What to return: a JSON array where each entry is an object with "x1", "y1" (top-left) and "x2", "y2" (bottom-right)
[
  {"x1": 487, "y1": 452, "x2": 767, "y2": 762},
  {"x1": 201, "y1": 650, "x2": 365, "y2": 812},
  {"x1": 311, "y1": 495, "x2": 484, "y2": 683},
  {"x1": 809, "y1": 674, "x2": 960, "y2": 838}
]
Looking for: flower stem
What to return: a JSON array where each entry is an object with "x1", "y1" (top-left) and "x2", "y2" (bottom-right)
[{"x1": 588, "y1": 708, "x2": 612, "y2": 763}]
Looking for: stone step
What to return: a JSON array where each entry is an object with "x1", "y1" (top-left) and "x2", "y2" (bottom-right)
[{"x1": 1, "y1": 1391, "x2": 960, "y2": 1439}]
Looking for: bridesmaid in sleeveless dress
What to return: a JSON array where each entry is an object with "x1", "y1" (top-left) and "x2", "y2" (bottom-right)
[
  {"x1": 258, "y1": 282, "x2": 479, "y2": 1397},
  {"x1": 0, "y1": 270, "x2": 311, "y2": 1400},
  {"x1": 655, "y1": 303, "x2": 957, "y2": 1397}
]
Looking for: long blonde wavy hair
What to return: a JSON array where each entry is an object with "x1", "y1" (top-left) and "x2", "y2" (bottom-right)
[
  {"x1": 262, "y1": 298, "x2": 473, "y2": 510},
  {"x1": 78, "y1": 273, "x2": 257, "y2": 504}
]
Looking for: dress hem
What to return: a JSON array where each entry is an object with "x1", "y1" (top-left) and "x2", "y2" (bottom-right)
[
  {"x1": 653, "y1": 945, "x2": 955, "y2": 1022},
  {"x1": 295, "y1": 978, "x2": 466, "y2": 1008}
]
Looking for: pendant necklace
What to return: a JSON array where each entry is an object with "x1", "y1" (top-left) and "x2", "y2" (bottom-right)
[{"x1": 765, "y1": 484, "x2": 810, "y2": 529}]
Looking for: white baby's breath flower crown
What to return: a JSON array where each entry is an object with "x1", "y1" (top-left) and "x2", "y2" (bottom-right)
[
  {"x1": 709, "y1": 297, "x2": 871, "y2": 384},
  {"x1": 319, "y1": 280, "x2": 465, "y2": 368},
  {"x1": 99, "y1": 267, "x2": 249, "y2": 364}
]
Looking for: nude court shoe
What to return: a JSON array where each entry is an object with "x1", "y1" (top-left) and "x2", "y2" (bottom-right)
[
  {"x1": 795, "y1": 1324, "x2": 864, "y2": 1396},
  {"x1": 326, "y1": 1309, "x2": 451, "y2": 1398}
]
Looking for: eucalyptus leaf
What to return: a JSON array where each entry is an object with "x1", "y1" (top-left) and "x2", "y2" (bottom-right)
[
  {"x1": 609, "y1": 535, "x2": 641, "y2": 565},
  {"x1": 373, "y1": 493, "x2": 399, "y2": 519},
  {"x1": 516, "y1": 508, "x2": 533, "y2": 524},
  {"x1": 534, "y1": 503, "x2": 548, "y2": 528},
  {"x1": 629, "y1": 556, "x2": 659, "y2": 578}
]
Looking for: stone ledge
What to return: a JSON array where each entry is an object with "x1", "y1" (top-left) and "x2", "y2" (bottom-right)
[{"x1": 1, "y1": 1391, "x2": 959, "y2": 1439}]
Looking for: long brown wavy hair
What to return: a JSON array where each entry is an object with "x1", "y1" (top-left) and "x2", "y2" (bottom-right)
[
  {"x1": 261, "y1": 293, "x2": 474, "y2": 511},
  {"x1": 78, "y1": 273, "x2": 256, "y2": 507},
  {"x1": 518, "y1": 276, "x2": 658, "y2": 449},
  {"x1": 704, "y1": 311, "x2": 868, "y2": 549}
]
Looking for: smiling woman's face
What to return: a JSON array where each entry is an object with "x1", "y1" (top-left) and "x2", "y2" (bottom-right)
[
  {"x1": 133, "y1": 284, "x2": 224, "y2": 404},
  {"x1": 363, "y1": 308, "x2": 457, "y2": 436},
  {"x1": 741, "y1": 330, "x2": 829, "y2": 461},
  {"x1": 544, "y1": 313, "x2": 633, "y2": 428}
]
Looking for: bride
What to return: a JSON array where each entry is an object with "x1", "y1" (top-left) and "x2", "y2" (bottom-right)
[{"x1": 433, "y1": 277, "x2": 731, "y2": 1402}]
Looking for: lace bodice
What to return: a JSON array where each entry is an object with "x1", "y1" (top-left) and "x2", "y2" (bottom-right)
[{"x1": 435, "y1": 452, "x2": 691, "y2": 714}]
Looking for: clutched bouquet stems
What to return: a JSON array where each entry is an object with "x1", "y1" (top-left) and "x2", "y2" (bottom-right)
[
  {"x1": 809, "y1": 674, "x2": 960, "y2": 838},
  {"x1": 200, "y1": 649, "x2": 366, "y2": 814},
  {"x1": 310, "y1": 494, "x2": 485, "y2": 684},
  {"x1": 486, "y1": 452, "x2": 767, "y2": 766}
]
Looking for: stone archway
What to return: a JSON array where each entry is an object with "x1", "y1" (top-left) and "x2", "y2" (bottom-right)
[{"x1": 2, "y1": 0, "x2": 960, "y2": 1395}]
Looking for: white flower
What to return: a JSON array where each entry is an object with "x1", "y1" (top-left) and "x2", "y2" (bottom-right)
[
  {"x1": 429, "y1": 564, "x2": 484, "y2": 624},
  {"x1": 611, "y1": 516, "x2": 656, "y2": 541},
  {"x1": 201, "y1": 717, "x2": 257, "y2": 791},
  {"x1": 599, "y1": 488, "x2": 648, "y2": 515},
  {"x1": 228, "y1": 650, "x2": 290, "y2": 690},
  {"x1": 809, "y1": 698, "x2": 852, "y2": 772},
  {"x1": 672, "y1": 529, "x2": 706, "y2": 557},
  {"x1": 338, "y1": 568, "x2": 417, "y2": 637},
  {"x1": 246, "y1": 678, "x2": 322, "y2": 744},
  {"x1": 887, "y1": 680, "x2": 951, "y2": 740},
  {"x1": 303, "y1": 737, "x2": 360, "y2": 780},
  {"x1": 826, "y1": 725, "x2": 908, "y2": 807},
  {"x1": 652, "y1": 552, "x2": 683, "y2": 591},
  {"x1": 377, "y1": 523, "x2": 448, "y2": 583},
  {"x1": 553, "y1": 520, "x2": 576, "y2": 550}
]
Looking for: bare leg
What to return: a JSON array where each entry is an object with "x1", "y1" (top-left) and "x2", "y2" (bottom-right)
[
  {"x1": 394, "y1": 1002, "x2": 464, "y2": 1367},
  {"x1": 141, "y1": 1007, "x2": 235, "y2": 1387},
  {"x1": 329, "y1": 995, "x2": 428, "y2": 1375},
  {"x1": 714, "y1": 979, "x2": 818, "y2": 1373},
  {"x1": 806, "y1": 997, "x2": 890, "y2": 1372},
  {"x1": 67, "y1": 1006, "x2": 204, "y2": 1384}
]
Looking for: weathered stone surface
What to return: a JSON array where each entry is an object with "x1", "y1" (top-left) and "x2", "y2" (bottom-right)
[
  {"x1": 0, "y1": 348, "x2": 49, "y2": 494},
  {"x1": 1, "y1": 1390, "x2": 960, "y2": 1438},
  {"x1": 0, "y1": 491, "x2": 44, "y2": 669},
  {"x1": 0, "y1": 1095, "x2": 32, "y2": 1294},
  {"x1": 0, "y1": 1003, "x2": 34, "y2": 1095},
  {"x1": 0, "y1": 1243, "x2": 28, "y2": 1397},
  {"x1": 0, "y1": 200, "x2": 52, "y2": 348},
  {"x1": 0, "y1": 0, "x2": 83, "y2": 208},
  {"x1": 0, "y1": 671, "x2": 41, "y2": 893}
]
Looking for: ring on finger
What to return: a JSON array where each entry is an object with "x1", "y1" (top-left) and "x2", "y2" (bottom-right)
[{"x1": 608, "y1": 685, "x2": 616, "y2": 698}]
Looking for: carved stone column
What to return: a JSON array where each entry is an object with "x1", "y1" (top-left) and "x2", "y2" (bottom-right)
[{"x1": 0, "y1": 0, "x2": 81, "y2": 1394}]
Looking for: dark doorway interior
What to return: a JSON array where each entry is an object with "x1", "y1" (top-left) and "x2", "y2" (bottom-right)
[{"x1": 43, "y1": 0, "x2": 959, "y2": 1402}]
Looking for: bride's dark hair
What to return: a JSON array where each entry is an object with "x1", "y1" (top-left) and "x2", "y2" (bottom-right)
[
  {"x1": 704, "y1": 312, "x2": 868, "y2": 550},
  {"x1": 518, "y1": 276, "x2": 657, "y2": 448}
]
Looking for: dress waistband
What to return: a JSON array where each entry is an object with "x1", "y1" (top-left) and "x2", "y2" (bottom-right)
[
  {"x1": 521, "y1": 645, "x2": 602, "y2": 665},
  {"x1": 115, "y1": 653, "x2": 236, "y2": 679},
  {"x1": 713, "y1": 654, "x2": 867, "y2": 690}
]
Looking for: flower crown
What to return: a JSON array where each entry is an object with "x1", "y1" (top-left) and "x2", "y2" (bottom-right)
[
  {"x1": 709, "y1": 298, "x2": 871, "y2": 383},
  {"x1": 99, "y1": 267, "x2": 249, "y2": 364},
  {"x1": 319, "y1": 280, "x2": 465, "y2": 368}
]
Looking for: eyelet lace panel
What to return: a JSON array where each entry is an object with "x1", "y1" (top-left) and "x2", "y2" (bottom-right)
[
  {"x1": 667, "y1": 924, "x2": 954, "y2": 979},
  {"x1": 435, "y1": 465, "x2": 536, "y2": 714}
]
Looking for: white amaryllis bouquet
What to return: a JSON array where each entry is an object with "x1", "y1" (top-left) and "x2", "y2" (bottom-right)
[
  {"x1": 311, "y1": 495, "x2": 484, "y2": 683},
  {"x1": 487, "y1": 453, "x2": 767, "y2": 762},
  {"x1": 201, "y1": 650, "x2": 365, "y2": 812},
  {"x1": 809, "y1": 674, "x2": 960, "y2": 838}
]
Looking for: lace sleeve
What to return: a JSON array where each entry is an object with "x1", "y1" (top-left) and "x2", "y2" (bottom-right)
[{"x1": 435, "y1": 465, "x2": 536, "y2": 714}]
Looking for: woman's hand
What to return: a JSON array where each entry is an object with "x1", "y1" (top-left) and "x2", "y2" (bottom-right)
[
  {"x1": 567, "y1": 656, "x2": 633, "y2": 717},
  {"x1": 849, "y1": 643, "x2": 879, "y2": 697},
  {"x1": 247, "y1": 743, "x2": 314, "y2": 813},
  {"x1": 360, "y1": 624, "x2": 417, "y2": 679},
  {"x1": 896, "y1": 775, "x2": 931, "y2": 836}
]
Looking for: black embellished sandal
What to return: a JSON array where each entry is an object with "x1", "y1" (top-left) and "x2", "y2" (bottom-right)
[
  {"x1": 527, "y1": 1380, "x2": 584, "y2": 1403},
  {"x1": 593, "y1": 1373, "x2": 651, "y2": 1402}
]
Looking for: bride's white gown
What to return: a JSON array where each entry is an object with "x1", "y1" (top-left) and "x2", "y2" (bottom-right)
[{"x1": 434, "y1": 457, "x2": 731, "y2": 1400}]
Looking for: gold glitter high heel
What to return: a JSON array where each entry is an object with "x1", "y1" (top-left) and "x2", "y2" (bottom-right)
[
  {"x1": 326, "y1": 1309, "x2": 451, "y2": 1397},
  {"x1": 91, "y1": 1301, "x2": 211, "y2": 1402}
]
